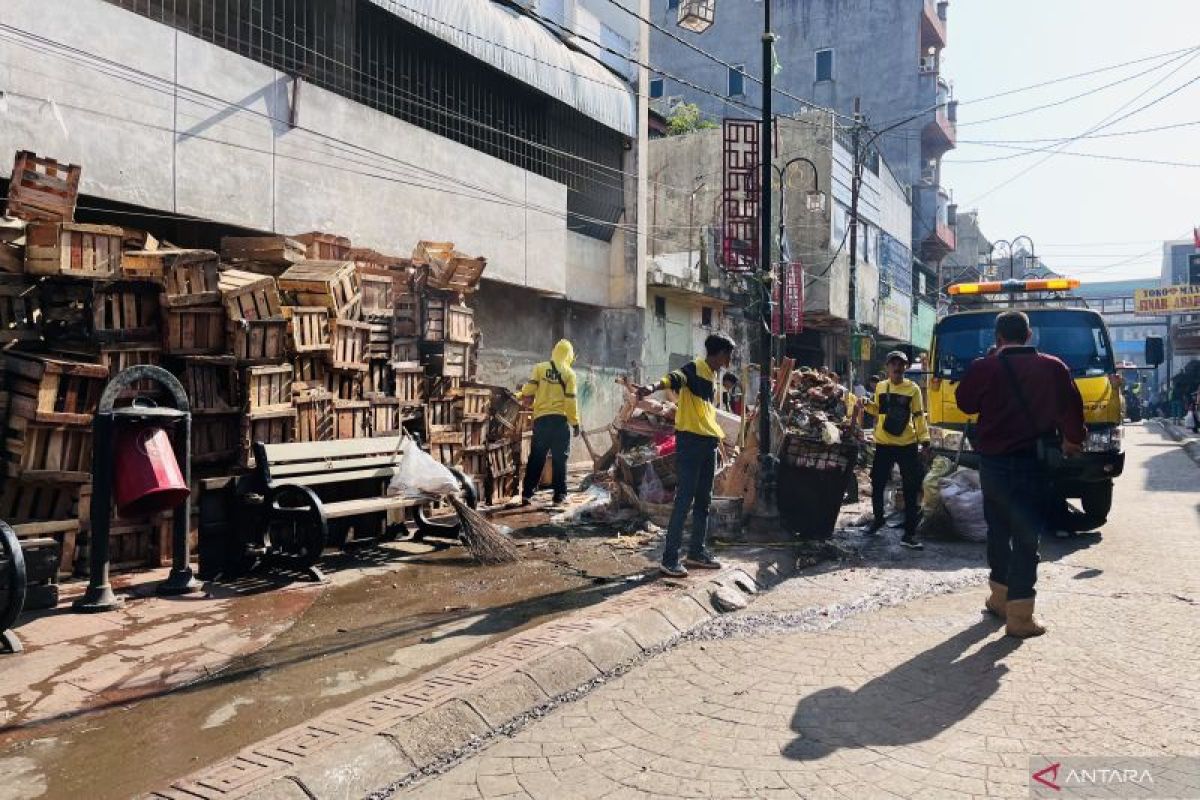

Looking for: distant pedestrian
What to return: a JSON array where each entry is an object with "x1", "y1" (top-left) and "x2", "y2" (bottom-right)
[
  {"x1": 519, "y1": 339, "x2": 580, "y2": 506},
  {"x1": 1191, "y1": 389, "x2": 1200, "y2": 433},
  {"x1": 638, "y1": 333, "x2": 736, "y2": 577},
  {"x1": 722, "y1": 372, "x2": 743, "y2": 415},
  {"x1": 860, "y1": 351, "x2": 929, "y2": 549},
  {"x1": 956, "y1": 311, "x2": 1086, "y2": 638}
]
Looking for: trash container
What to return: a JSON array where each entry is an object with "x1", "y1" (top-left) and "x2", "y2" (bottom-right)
[{"x1": 776, "y1": 435, "x2": 860, "y2": 539}]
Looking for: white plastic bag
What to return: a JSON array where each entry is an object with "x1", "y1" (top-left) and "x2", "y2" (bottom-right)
[
  {"x1": 387, "y1": 438, "x2": 460, "y2": 500},
  {"x1": 638, "y1": 463, "x2": 671, "y2": 504},
  {"x1": 939, "y1": 468, "x2": 987, "y2": 543}
]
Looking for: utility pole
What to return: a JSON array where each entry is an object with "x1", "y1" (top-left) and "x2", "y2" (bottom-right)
[
  {"x1": 847, "y1": 98, "x2": 864, "y2": 381},
  {"x1": 757, "y1": 0, "x2": 776, "y2": 511}
]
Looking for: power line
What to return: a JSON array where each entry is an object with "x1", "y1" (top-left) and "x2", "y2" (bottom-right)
[
  {"x1": 958, "y1": 118, "x2": 1200, "y2": 145},
  {"x1": 947, "y1": 143, "x2": 1200, "y2": 168}
]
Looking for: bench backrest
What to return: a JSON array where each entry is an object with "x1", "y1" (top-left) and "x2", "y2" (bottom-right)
[{"x1": 256, "y1": 436, "x2": 404, "y2": 488}]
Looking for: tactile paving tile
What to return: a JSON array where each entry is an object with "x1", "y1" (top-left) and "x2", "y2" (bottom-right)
[{"x1": 158, "y1": 567, "x2": 738, "y2": 797}]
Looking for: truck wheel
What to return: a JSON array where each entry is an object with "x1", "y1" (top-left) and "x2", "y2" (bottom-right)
[{"x1": 1075, "y1": 482, "x2": 1113, "y2": 531}]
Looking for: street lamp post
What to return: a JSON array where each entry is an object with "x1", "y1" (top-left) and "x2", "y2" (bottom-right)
[{"x1": 774, "y1": 157, "x2": 824, "y2": 362}]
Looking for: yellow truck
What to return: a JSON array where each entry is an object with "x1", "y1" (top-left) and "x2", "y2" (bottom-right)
[{"x1": 925, "y1": 279, "x2": 1125, "y2": 531}]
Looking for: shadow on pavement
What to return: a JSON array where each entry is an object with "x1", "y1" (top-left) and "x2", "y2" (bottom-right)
[{"x1": 784, "y1": 618, "x2": 1019, "y2": 760}]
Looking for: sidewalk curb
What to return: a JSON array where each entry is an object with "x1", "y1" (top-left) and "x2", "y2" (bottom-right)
[
  {"x1": 1154, "y1": 420, "x2": 1200, "y2": 467},
  {"x1": 152, "y1": 552, "x2": 795, "y2": 800}
]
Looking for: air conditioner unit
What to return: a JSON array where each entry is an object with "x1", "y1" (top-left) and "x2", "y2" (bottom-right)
[{"x1": 919, "y1": 55, "x2": 938, "y2": 74}]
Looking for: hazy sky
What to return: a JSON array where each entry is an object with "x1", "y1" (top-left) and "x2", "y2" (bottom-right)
[{"x1": 938, "y1": 1, "x2": 1199, "y2": 283}]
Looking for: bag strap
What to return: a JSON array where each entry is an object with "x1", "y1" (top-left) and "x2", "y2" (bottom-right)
[{"x1": 997, "y1": 352, "x2": 1042, "y2": 441}]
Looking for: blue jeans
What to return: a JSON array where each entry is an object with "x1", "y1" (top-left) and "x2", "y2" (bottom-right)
[
  {"x1": 979, "y1": 453, "x2": 1049, "y2": 601},
  {"x1": 663, "y1": 432, "x2": 719, "y2": 567}
]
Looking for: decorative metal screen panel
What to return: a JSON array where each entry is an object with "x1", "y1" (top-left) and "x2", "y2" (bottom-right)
[{"x1": 721, "y1": 118, "x2": 760, "y2": 272}]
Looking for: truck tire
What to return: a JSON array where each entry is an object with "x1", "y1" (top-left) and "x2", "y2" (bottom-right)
[{"x1": 1075, "y1": 481, "x2": 1113, "y2": 532}]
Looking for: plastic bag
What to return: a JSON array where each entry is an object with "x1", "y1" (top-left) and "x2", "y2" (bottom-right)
[
  {"x1": 638, "y1": 462, "x2": 671, "y2": 504},
  {"x1": 939, "y1": 468, "x2": 987, "y2": 543},
  {"x1": 922, "y1": 455, "x2": 955, "y2": 513},
  {"x1": 387, "y1": 438, "x2": 460, "y2": 500}
]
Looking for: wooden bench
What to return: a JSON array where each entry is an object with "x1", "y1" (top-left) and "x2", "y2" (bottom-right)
[{"x1": 239, "y1": 436, "x2": 476, "y2": 579}]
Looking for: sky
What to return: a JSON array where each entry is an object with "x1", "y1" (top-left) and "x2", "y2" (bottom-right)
[{"x1": 938, "y1": 0, "x2": 1200, "y2": 283}]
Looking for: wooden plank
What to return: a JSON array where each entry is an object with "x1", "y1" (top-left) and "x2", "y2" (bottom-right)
[
  {"x1": 323, "y1": 496, "x2": 414, "y2": 518},
  {"x1": 260, "y1": 435, "x2": 402, "y2": 463}
]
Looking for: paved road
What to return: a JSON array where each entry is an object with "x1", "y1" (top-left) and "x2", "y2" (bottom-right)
[{"x1": 400, "y1": 424, "x2": 1200, "y2": 799}]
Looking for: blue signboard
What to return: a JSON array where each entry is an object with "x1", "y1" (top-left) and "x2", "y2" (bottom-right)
[{"x1": 880, "y1": 232, "x2": 912, "y2": 295}]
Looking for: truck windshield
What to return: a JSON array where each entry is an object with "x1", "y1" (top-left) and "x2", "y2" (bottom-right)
[{"x1": 934, "y1": 310, "x2": 1114, "y2": 381}]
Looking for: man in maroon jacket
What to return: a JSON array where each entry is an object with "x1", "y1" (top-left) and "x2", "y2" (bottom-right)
[{"x1": 956, "y1": 311, "x2": 1086, "y2": 638}]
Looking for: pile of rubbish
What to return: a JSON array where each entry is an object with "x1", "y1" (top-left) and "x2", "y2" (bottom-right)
[{"x1": 778, "y1": 366, "x2": 857, "y2": 445}]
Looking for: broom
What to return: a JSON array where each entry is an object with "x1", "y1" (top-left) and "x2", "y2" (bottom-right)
[{"x1": 448, "y1": 495, "x2": 521, "y2": 564}]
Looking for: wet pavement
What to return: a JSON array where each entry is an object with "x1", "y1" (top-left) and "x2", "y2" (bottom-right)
[{"x1": 0, "y1": 499, "x2": 657, "y2": 800}]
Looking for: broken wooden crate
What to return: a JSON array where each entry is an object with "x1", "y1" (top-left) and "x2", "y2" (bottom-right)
[
  {"x1": 365, "y1": 359, "x2": 392, "y2": 397},
  {"x1": 421, "y1": 341, "x2": 472, "y2": 379},
  {"x1": 6, "y1": 151, "x2": 81, "y2": 222},
  {"x1": 277, "y1": 260, "x2": 360, "y2": 319},
  {"x1": 219, "y1": 269, "x2": 282, "y2": 321},
  {"x1": 5, "y1": 419, "x2": 94, "y2": 484},
  {"x1": 4, "y1": 351, "x2": 109, "y2": 426},
  {"x1": 293, "y1": 355, "x2": 328, "y2": 395},
  {"x1": 37, "y1": 279, "x2": 92, "y2": 340},
  {"x1": 326, "y1": 368, "x2": 363, "y2": 400},
  {"x1": 25, "y1": 222, "x2": 124, "y2": 279}
]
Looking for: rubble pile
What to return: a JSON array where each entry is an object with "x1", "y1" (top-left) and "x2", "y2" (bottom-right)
[{"x1": 778, "y1": 367, "x2": 857, "y2": 445}]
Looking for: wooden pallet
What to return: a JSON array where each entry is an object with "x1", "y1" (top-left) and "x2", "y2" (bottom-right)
[
  {"x1": 294, "y1": 390, "x2": 334, "y2": 442},
  {"x1": 4, "y1": 351, "x2": 109, "y2": 426},
  {"x1": 333, "y1": 399, "x2": 369, "y2": 439},
  {"x1": 0, "y1": 275, "x2": 39, "y2": 342},
  {"x1": 6, "y1": 150, "x2": 81, "y2": 222},
  {"x1": 164, "y1": 306, "x2": 226, "y2": 355},
  {"x1": 394, "y1": 365, "x2": 426, "y2": 408},
  {"x1": 156, "y1": 250, "x2": 222, "y2": 305},
  {"x1": 25, "y1": 222, "x2": 124, "y2": 279},
  {"x1": 221, "y1": 235, "x2": 306, "y2": 267},
  {"x1": 294, "y1": 232, "x2": 351, "y2": 261},
  {"x1": 229, "y1": 317, "x2": 289, "y2": 364},
  {"x1": 243, "y1": 364, "x2": 293, "y2": 413},
  {"x1": 92, "y1": 283, "x2": 162, "y2": 341},
  {"x1": 240, "y1": 408, "x2": 297, "y2": 468},
  {"x1": 330, "y1": 318, "x2": 371, "y2": 371},
  {"x1": 182, "y1": 356, "x2": 238, "y2": 414},
  {"x1": 277, "y1": 261, "x2": 360, "y2": 319},
  {"x1": 283, "y1": 306, "x2": 331, "y2": 354},
  {"x1": 219, "y1": 268, "x2": 282, "y2": 321},
  {"x1": 5, "y1": 419, "x2": 93, "y2": 483},
  {"x1": 368, "y1": 396, "x2": 401, "y2": 436},
  {"x1": 192, "y1": 412, "x2": 240, "y2": 465}
]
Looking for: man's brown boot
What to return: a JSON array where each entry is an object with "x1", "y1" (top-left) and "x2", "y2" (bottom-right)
[
  {"x1": 984, "y1": 580, "x2": 1007, "y2": 620},
  {"x1": 1005, "y1": 599, "x2": 1047, "y2": 638}
]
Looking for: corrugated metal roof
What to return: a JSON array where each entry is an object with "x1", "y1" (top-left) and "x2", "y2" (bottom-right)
[{"x1": 368, "y1": 0, "x2": 636, "y2": 137}]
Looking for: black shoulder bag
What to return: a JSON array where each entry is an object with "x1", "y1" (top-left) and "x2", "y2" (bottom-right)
[{"x1": 998, "y1": 354, "x2": 1063, "y2": 470}]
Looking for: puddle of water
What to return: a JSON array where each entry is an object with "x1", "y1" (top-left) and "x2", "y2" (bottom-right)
[{"x1": 201, "y1": 697, "x2": 254, "y2": 730}]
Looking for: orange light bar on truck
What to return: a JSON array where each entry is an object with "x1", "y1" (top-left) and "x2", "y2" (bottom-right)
[{"x1": 948, "y1": 278, "x2": 1081, "y2": 296}]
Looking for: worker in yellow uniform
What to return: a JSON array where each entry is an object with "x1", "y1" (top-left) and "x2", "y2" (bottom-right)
[
  {"x1": 860, "y1": 350, "x2": 930, "y2": 549},
  {"x1": 638, "y1": 334, "x2": 736, "y2": 577},
  {"x1": 520, "y1": 339, "x2": 580, "y2": 506}
]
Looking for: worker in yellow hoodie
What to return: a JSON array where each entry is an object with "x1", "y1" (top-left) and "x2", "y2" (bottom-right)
[
  {"x1": 859, "y1": 350, "x2": 930, "y2": 549},
  {"x1": 520, "y1": 339, "x2": 580, "y2": 506}
]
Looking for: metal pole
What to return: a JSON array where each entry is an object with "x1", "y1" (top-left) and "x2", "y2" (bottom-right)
[
  {"x1": 758, "y1": 0, "x2": 775, "y2": 505},
  {"x1": 848, "y1": 109, "x2": 863, "y2": 379},
  {"x1": 73, "y1": 412, "x2": 121, "y2": 612}
]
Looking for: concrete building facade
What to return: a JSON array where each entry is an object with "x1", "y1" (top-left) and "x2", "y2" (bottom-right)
[
  {"x1": 0, "y1": 0, "x2": 648, "y2": 436},
  {"x1": 650, "y1": 0, "x2": 957, "y2": 271}
]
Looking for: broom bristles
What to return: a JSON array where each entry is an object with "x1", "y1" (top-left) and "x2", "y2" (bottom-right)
[{"x1": 449, "y1": 495, "x2": 521, "y2": 564}]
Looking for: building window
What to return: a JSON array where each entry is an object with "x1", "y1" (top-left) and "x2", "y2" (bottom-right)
[
  {"x1": 701, "y1": 306, "x2": 713, "y2": 327},
  {"x1": 655, "y1": 296, "x2": 667, "y2": 319},
  {"x1": 816, "y1": 49, "x2": 834, "y2": 82},
  {"x1": 728, "y1": 65, "x2": 746, "y2": 97},
  {"x1": 668, "y1": 0, "x2": 680, "y2": 8},
  {"x1": 649, "y1": 77, "x2": 664, "y2": 98}
]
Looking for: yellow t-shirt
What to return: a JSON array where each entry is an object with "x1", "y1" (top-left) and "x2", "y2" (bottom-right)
[
  {"x1": 864, "y1": 378, "x2": 930, "y2": 446},
  {"x1": 660, "y1": 357, "x2": 724, "y2": 439}
]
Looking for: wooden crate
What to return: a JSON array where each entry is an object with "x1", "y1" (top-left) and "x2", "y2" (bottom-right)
[
  {"x1": 4, "y1": 351, "x2": 109, "y2": 426},
  {"x1": 164, "y1": 306, "x2": 226, "y2": 355},
  {"x1": 294, "y1": 355, "x2": 328, "y2": 395},
  {"x1": 219, "y1": 269, "x2": 282, "y2": 321},
  {"x1": 10, "y1": 520, "x2": 79, "y2": 579},
  {"x1": 6, "y1": 420, "x2": 93, "y2": 483},
  {"x1": 0, "y1": 275, "x2": 39, "y2": 342},
  {"x1": 330, "y1": 318, "x2": 371, "y2": 371},
  {"x1": 392, "y1": 337, "x2": 420, "y2": 363},
  {"x1": 278, "y1": 261, "x2": 360, "y2": 319},
  {"x1": 412, "y1": 240, "x2": 487, "y2": 295},
  {"x1": 393, "y1": 293, "x2": 421, "y2": 337},
  {"x1": 366, "y1": 320, "x2": 392, "y2": 360},
  {"x1": 429, "y1": 441, "x2": 461, "y2": 468},
  {"x1": 0, "y1": 480, "x2": 80, "y2": 523},
  {"x1": 92, "y1": 283, "x2": 162, "y2": 341},
  {"x1": 77, "y1": 518, "x2": 162, "y2": 572},
  {"x1": 0, "y1": 242, "x2": 21, "y2": 274},
  {"x1": 327, "y1": 368, "x2": 363, "y2": 400},
  {"x1": 394, "y1": 366, "x2": 425, "y2": 407},
  {"x1": 295, "y1": 232, "x2": 351, "y2": 261},
  {"x1": 463, "y1": 419, "x2": 488, "y2": 450},
  {"x1": 284, "y1": 306, "x2": 331, "y2": 354},
  {"x1": 182, "y1": 356, "x2": 238, "y2": 414},
  {"x1": 487, "y1": 441, "x2": 519, "y2": 478},
  {"x1": 365, "y1": 359, "x2": 393, "y2": 396},
  {"x1": 243, "y1": 364, "x2": 293, "y2": 413},
  {"x1": 492, "y1": 473, "x2": 519, "y2": 505},
  {"x1": 368, "y1": 397, "x2": 401, "y2": 436},
  {"x1": 412, "y1": 240, "x2": 455, "y2": 269},
  {"x1": 192, "y1": 412, "x2": 240, "y2": 464},
  {"x1": 229, "y1": 317, "x2": 289, "y2": 364},
  {"x1": 460, "y1": 386, "x2": 491, "y2": 421},
  {"x1": 221, "y1": 235, "x2": 306, "y2": 267},
  {"x1": 157, "y1": 250, "x2": 222, "y2": 305},
  {"x1": 426, "y1": 375, "x2": 462, "y2": 399},
  {"x1": 240, "y1": 409, "x2": 297, "y2": 468},
  {"x1": 6, "y1": 150, "x2": 81, "y2": 222},
  {"x1": 25, "y1": 222, "x2": 124, "y2": 279},
  {"x1": 294, "y1": 389, "x2": 334, "y2": 442},
  {"x1": 426, "y1": 398, "x2": 460, "y2": 432},
  {"x1": 99, "y1": 343, "x2": 163, "y2": 399},
  {"x1": 489, "y1": 389, "x2": 523, "y2": 442},
  {"x1": 421, "y1": 341, "x2": 471, "y2": 379},
  {"x1": 422, "y1": 295, "x2": 475, "y2": 344},
  {"x1": 37, "y1": 279, "x2": 91, "y2": 340},
  {"x1": 463, "y1": 449, "x2": 489, "y2": 482},
  {"x1": 333, "y1": 399, "x2": 369, "y2": 439},
  {"x1": 358, "y1": 266, "x2": 395, "y2": 317}
]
